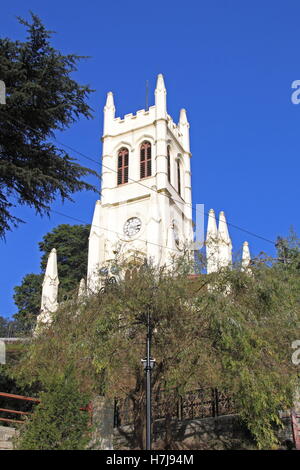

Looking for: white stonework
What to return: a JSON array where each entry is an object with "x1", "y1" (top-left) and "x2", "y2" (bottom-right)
[
  {"x1": 218, "y1": 211, "x2": 232, "y2": 269},
  {"x1": 36, "y1": 248, "x2": 59, "y2": 326},
  {"x1": 78, "y1": 278, "x2": 86, "y2": 299},
  {"x1": 205, "y1": 209, "x2": 251, "y2": 273},
  {"x1": 87, "y1": 74, "x2": 194, "y2": 291},
  {"x1": 241, "y1": 241, "x2": 251, "y2": 272},
  {"x1": 206, "y1": 209, "x2": 219, "y2": 274},
  {"x1": 36, "y1": 74, "x2": 252, "y2": 319}
]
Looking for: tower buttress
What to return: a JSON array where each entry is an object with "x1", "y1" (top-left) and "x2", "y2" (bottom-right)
[
  {"x1": 155, "y1": 74, "x2": 167, "y2": 120},
  {"x1": 155, "y1": 74, "x2": 168, "y2": 192},
  {"x1": 147, "y1": 186, "x2": 162, "y2": 264},
  {"x1": 179, "y1": 108, "x2": 192, "y2": 239},
  {"x1": 102, "y1": 92, "x2": 116, "y2": 205},
  {"x1": 179, "y1": 109, "x2": 190, "y2": 153}
]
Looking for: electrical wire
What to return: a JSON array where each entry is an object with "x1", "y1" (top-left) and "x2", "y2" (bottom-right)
[{"x1": 0, "y1": 109, "x2": 276, "y2": 246}]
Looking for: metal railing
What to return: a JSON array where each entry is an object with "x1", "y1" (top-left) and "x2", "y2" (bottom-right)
[
  {"x1": 114, "y1": 387, "x2": 237, "y2": 427},
  {"x1": 0, "y1": 392, "x2": 39, "y2": 424},
  {"x1": 291, "y1": 409, "x2": 300, "y2": 450},
  {"x1": 0, "y1": 392, "x2": 93, "y2": 425}
]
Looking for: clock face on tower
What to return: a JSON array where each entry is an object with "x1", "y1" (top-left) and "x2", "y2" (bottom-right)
[{"x1": 123, "y1": 217, "x2": 142, "y2": 237}]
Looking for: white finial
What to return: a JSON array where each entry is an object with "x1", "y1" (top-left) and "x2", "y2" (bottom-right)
[
  {"x1": 104, "y1": 91, "x2": 115, "y2": 134},
  {"x1": 156, "y1": 73, "x2": 166, "y2": 91},
  {"x1": 179, "y1": 108, "x2": 188, "y2": 124},
  {"x1": 218, "y1": 211, "x2": 231, "y2": 243},
  {"x1": 105, "y1": 91, "x2": 115, "y2": 110},
  {"x1": 179, "y1": 108, "x2": 190, "y2": 152},
  {"x1": 218, "y1": 211, "x2": 232, "y2": 268},
  {"x1": 241, "y1": 241, "x2": 251, "y2": 272},
  {"x1": 37, "y1": 248, "x2": 59, "y2": 328},
  {"x1": 155, "y1": 73, "x2": 167, "y2": 119},
  {"x1": 206, "y1": 209, "x2": 219, "y2": 274},
  {"x1": 44, "y1": 248, "x2": 58, "y2": 279},
  {"x1": 206, "y1": 209, "x2": 218, "y2": 239}
]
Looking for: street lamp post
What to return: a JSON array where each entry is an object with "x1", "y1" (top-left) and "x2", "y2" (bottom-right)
[{"x1": 141, "y1": 307, "x2": 155, "y2": 450}]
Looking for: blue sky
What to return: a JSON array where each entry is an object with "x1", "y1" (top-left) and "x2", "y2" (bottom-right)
[{"x1": 1, "y1": 1, "x2": 300, "y2": 318}]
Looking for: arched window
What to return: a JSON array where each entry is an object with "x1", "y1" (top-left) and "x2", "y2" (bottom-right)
[
  {"x1": 140, "y1": 141, "x2": 151, "y2": 179},
  {"x1": 117, "y1": 147, "x2": 129, "y2": 185},
  {"x1": 167, "y1": 146, "x2": 171, "y2": 183},
  {"x1": 125, "y1": 266, "x2": 139, "y2": 282},
  {"x1": 177, "y1": 160, "x2": 181, "y2": 196}
]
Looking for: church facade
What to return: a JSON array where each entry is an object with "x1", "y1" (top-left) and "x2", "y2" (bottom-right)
[
  {"x1": 87, "y1": 74, "x2": 193, "y2": 292},
  {"x1": 37, "y1": 74, "x2": 251, "y2": 326}
]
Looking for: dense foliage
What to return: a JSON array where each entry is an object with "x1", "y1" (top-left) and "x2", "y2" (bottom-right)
[
  {"x1": 39, "y1": 223, "x2": 90, "y2": 295},
  {"x1": 13, "y1": 223, "x2": 90, "y2": 331},
  {"x1": 0, "y1": 316, "x2": 10, "y2": 336},
  {"x1": 15, "y1": 368, "x2": 90, "y2": 450},
  {"x1": 11, "y1": 237, "x2": 300, "y2": 449},
  {"x1": 13, "y1": 274, "x2": 43, "y2": 332},
  {"x1": 0, "y1": 13, "x2": 96, "y2": 238}
]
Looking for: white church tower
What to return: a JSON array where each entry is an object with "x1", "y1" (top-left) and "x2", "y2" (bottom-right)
[{"x1": 87, "y1": 74, "x2": 194, "y2": 292}]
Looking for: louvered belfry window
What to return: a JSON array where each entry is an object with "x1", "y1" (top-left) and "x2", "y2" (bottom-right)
[
  {"x1": 140, "y1": 141, "x2": 151, "y2": 179},
  {"x1": 117, "y1": 148, "x2": 129, "y2": 185}
]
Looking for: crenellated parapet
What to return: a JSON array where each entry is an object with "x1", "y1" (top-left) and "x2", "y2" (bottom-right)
[
  {"x1": 167, "y1": 114, "x2": 184, "y2": 144},
  {"x1": 105, "y1": 106, "x2": 156, "y2": 137}
]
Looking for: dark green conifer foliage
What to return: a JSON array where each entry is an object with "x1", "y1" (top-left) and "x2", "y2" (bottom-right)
[{"x1": 0, "y1": 13, "x2": 97, "y2": 238}]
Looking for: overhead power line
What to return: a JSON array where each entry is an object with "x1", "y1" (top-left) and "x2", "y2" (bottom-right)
[{"x1": 0, "y1": 110, "x2": 276, "y2": 246}]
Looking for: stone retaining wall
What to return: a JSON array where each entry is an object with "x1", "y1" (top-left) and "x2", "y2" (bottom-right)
[
  {"x1": 113, "y1": 414, "x2": 295, "y2": 450},
  {"x1": 0, "y1": 426, "x2": 17, "y2": 450}
]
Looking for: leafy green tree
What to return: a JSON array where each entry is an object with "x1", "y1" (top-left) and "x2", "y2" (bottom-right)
[
  {"x1": 0, "y1": 315, "x2": 9, "y2": 336},
  {"x1": 276, "y1": 228, "x2": 300, "y2": 268},
  {"x1": 16, "y1": 368, "x2": 90, "y2": 450},
  {"x1": 0, "y1": 316, "x2": 21, "y2": 336},
  {"x1": 13, "y1": 274, "x2": 43, "y2": 331},
  {"x1": 12, "y1": 241, "x2": 300, "y2": 449},
  {"x1": 0, "y1": 365, "x2": 39, "y2": 421},
  {"x1": 0, "y1": 12, "x2": 97, "y2": 238},
  {"x1": 13, "y1": 224, "x2": 90, "y2": 330},
  {"x1": 39, "y1": 224, "x2": 90, "y2": 295}
]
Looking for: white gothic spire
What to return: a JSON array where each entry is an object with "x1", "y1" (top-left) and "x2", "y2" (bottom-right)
[
  {"x1": 155, "y1": 73, "x2": 167, "y2": 119},
  {"x1": 37, "y1": 248, "x2": 59, "y2": 327},
  {"x1": 218, "y1": 211, "x2": 232, "y2": 268},
  {"x1": 207, "y1": 209, "x2": 218, "y2": 240},
  {"x1": 179, "y1": 108, "x2": 190, "y2": 152},
  {"x1": 206, "y1": 209, "x2": 219, "y2": 274},
  {"x1": 241, "y1": 241, "x2": 251, "y2": 272},
  {"x1": 103, "y1": 91, "x2": 115, "y2": 134}
]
